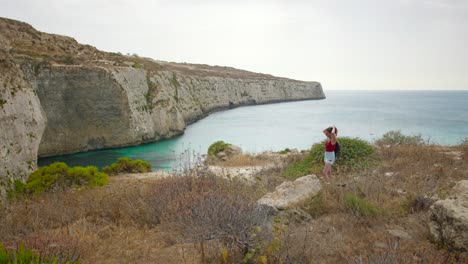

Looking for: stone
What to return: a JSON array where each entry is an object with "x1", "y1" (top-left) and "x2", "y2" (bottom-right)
[
  {"x1": 429, "y1": 180, "x2": 468, "y2": 251},
  {"x1": 216, "y1": 151, "x2": 227, "y2": 161},
  {"x1": 257, "y1": 175, "x2": 322, "y2": 210},
  {"x1": 374, "y1": 241, "x2": 387, "y2": 249},
  {"x1": 224, "y1": 145, "x2": 242, "y2": 156},
  {"x1": 384, "y1": 172, "x2": 395, "y2": 177},
  {"x1": 387, "y1": 229, "x2": 412, "y2": 240}
]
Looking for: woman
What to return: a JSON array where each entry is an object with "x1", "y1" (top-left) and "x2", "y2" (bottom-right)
[{"x1": 322, "y1": 125, "x2": 338, "y2": 182}]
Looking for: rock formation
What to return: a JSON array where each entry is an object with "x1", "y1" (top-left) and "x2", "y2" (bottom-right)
[
  {"x1": 258, "y1": 175, "x2": 322, "y2": 210},
  {"x1": 0, "y1": 32, "x2": 46, "y2": 199},
  {"x1": 0, "y1": 17, "x2": 325, "y2": 196},
  {"x1": 429, "y1": 180, "x2": 468, "y2": 251}
]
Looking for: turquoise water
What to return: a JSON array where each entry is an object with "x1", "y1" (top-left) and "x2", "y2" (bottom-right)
[{"x1": 39, "y1": 90, "x2": 468, "y2": 170}]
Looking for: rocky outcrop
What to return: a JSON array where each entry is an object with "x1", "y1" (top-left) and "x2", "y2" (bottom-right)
[
  {"x1": 429, "y1": 180, "x2": 468, "y2": 251},
  {"x1": 0, "y1": 34, "x2": 46, "y2": 199},
  {"x1": 213, "y1": 145, "x2": 242, "y2": 161},
  {"x1": 258, "y1": 175, "x2": 322, "y2": 210}
]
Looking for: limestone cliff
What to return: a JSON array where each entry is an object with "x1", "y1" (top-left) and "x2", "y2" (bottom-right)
[
  {"x1": 0, "y1": 32, "x2": 45, "y2": 198},
  {"x1": 0, "y1": 17, "x2": 325, "y2": 188}
]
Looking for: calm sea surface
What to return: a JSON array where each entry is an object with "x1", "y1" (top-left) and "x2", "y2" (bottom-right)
[{"x1": 39, "y1": 90, "x2": 468, "y2": 170}]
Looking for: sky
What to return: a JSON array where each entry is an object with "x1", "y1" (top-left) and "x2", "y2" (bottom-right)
[{"x1": 1, "y1": 0, "x2": 467, "y2": 90}]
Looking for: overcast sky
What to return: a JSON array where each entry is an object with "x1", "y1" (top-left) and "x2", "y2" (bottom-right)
[{"x1": 1, "y1": 0, "x2": 467, "y2": 90}]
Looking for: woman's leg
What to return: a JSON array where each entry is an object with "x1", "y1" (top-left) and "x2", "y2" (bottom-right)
[{"x1": 324, "y1": 162, "x2": 331, "y2": 179}]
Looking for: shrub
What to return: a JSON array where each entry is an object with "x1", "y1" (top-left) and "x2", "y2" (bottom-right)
[
  {"x1": 102, "y1": 157, "x2": 152, "y2": 175},
  {"x1": 375, "y1": 130, "x2": 425, "y2": 146},
  {"x1": 207, "y1": 141, "x2": 231, "y2": 156},
  {"x1": 14, "y1": 162, "x2": 108, "y2": 194},
  {"x1": 157, "y1": 175, "x2": 271, "y2": 262},
  {"x1": 343, "y1": 193, "x2": 380, "y2": 217},
  {"x1": 278, "y1": 148, "x2": 291, "y2": 155},
  {"x1": 283, "y1": 137, "x2": 375, "y2": 179}
]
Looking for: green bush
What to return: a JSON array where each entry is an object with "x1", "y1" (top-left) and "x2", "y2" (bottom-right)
[
  {"x1": 278, "y1": 148, "x2": 291, "y2": 155},
  {"x1": 375, "y1": 130, "x2": 425, "y2": 146},
  {"x1": 283, "y1": 137, "x2": 375, "y2": 179},
  {"x1": 343, "y1": 193, "x2": 380, "y2": 217},
  {"x1": 207, "y1": 141, "x2": 231, "y2": 156},
  {"x1": 14, "y1": 162, "x2": 108, "y2": 195},
  {"x1": 102, "y1": 157, "x2": 152, "y2": 175},
  {"x1": 0, "y1": 242, "x2": 79, "y2": 264}
]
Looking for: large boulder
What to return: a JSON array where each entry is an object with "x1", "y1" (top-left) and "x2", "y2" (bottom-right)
[
  {"x1": 257, "y1": 175, "x2": 322, "y2": 210},
  {"x1": 429, "y1": 180, "x2": 468, "y2": 251},
  {"x1": 216, "y1": 144, "x2": 241, "y2": 161}
]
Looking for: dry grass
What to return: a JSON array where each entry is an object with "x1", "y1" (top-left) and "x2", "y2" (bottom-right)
[
  {"x1": 1, "y1": 144, "x2": 467, "y2": 263},
  {"x1": 207, "y1": 153, "x2": 271, "y2": 167},
  {"x1": 0, "y1": 170, "x2": 271, "y2": 263}
]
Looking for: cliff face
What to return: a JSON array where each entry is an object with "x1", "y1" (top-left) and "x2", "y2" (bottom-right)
[
  {"x1": 0, "y1": 34, "x2": 45, "y2": 198},
  {"x1": 0, "y1": 17, "x2": 325, "y2": 189},
  {"x1": 27, "y1": 65, "x2": 323, "y2": 157}
]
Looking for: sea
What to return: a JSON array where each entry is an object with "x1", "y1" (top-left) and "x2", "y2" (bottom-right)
[{"x1": 38, "y1": 90, "x2": 468, "y2": 170}]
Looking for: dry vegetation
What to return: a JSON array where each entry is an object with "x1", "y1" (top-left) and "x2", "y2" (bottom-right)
[
  {"x1": 207, "y1": 153, "x2": 272, "y2": 167},
  {"x1": 1, "y1": 141, "x2": 467, "y2": 263}
]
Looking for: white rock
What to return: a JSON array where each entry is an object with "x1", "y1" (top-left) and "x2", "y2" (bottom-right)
[
  {"x1": 257, "y1": 175, "x2": 322, "y2": 210},
  {"x1": 429, "y1": 180, "x2": 468, "y2": 251}
]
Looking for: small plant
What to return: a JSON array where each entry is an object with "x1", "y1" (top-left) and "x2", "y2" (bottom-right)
[
  {"x1": 343, "y1": 193, "x2": 380, "y2": 217},
  {"x1": 102, "y1": 157, "x2": 152, "y2": 175},
  {"x1": 375, "y1": 130, "x2": 425, "y2": 146},
  {"x1": 207, "y1": 141, "x2": 231, "y2": 156}
]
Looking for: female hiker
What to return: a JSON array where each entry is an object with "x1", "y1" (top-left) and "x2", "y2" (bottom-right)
[{"x1": 322, "y1": 125, "x2": 338, "y2": 182}]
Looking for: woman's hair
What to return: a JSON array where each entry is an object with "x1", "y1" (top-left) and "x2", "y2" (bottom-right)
[{"x1": 326, "y1": 126, "x2": 338, "y2": 135}]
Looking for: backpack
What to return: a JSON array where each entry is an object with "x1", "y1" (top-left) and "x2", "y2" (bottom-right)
[{"x1": 334, "y1": 141, "x2": 341, "y2": 159}]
